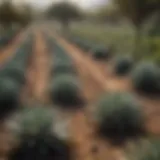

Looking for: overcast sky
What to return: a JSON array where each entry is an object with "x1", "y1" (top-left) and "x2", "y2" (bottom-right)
[{"x1": 21, "y1": 0, "x2": 107, "y2": 9}]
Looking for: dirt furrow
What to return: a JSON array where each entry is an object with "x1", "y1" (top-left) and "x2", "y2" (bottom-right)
[{"x1": 30, "y1": 31, "x2": 51, "y2": 104}]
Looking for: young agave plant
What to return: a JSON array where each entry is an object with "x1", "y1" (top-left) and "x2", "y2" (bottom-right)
[
  {"x1": 114, "y1": 55, "x2": 134, "y2": 75},
  {"x1": 132, "y1": 62, "x2": 160, "y2": 94},
  {"x1": 8, "y1": 107, "x2": 72, "y2": 160}
]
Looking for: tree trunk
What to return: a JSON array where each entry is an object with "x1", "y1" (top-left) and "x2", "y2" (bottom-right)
[
  {"x1": 133, "y1": 25, "x2": 141, "y2": 61},
  {"x1": 61, "y1": 20, "x2": 69, "y2": 35}
]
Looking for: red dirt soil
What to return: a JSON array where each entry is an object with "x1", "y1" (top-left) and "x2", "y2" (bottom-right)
[
  {"x1": 22, "y1": 31, "x2": 51, "y2": 105},
  {"x1": 33, "y1": 31, "x2": 51, "y2": 103}
]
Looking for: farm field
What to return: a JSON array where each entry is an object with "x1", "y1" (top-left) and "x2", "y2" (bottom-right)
[
  {"x1": 69, "y1": 23, "x2": 160, "y2": 63},
  {"x1": 0, "y1": 24, "x2": 159, "y2": 160},
  {"x1": 69, "y1": 23, "x2": 135, "y2": 55}
]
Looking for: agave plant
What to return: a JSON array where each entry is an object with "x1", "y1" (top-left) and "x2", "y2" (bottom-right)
[
  {"x1": 91, "y1": 46, "x2": 111, "y2": 60},
  {"x1": 132, "y1": 62, "x2": 160, "y2": 94},
  {"x1": 17, "y1": 107, "x2": 53, "y2": 137},
  {"x1": 95, "y1": 92, "x2": 145, "y2": 145},
  {"x1": 114, "y1": 55, "x2": 134, "y2": 75},
  {"x1": 9, "y1": 107, "x2": 72, "y2": 160},
  {"x1": 50, "y1": 74, "x2": 84, "y2": 109}
]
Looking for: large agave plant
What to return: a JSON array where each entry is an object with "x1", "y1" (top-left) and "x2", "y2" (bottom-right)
[
  {"x1": 95, "y1": 92, "x2": 145, "y2": 145},
  {"x1": 9, "y1": 107, "x2": 72, "y2": 160}
]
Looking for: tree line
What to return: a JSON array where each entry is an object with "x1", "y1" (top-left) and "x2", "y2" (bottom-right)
[
  {"x1": 0, "y1": 0, "x2": 33, "y2": 30},
  {"x1": 45, "y1": 0, "x2": 160, "y2": 58}
]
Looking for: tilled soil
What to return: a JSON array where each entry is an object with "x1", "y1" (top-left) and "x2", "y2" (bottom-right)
[{"x1": 22, "y1": 31, "x2": 51, "y2": 105}]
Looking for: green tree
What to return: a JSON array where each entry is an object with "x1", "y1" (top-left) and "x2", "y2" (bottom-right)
[
  {"x1": 16, "y1": 4, "x2": 33, "y2": 27},
  {"x1": 0, "y1": 1, "x2": 17, "y2": 28},
  {"x1": 0, "y1": 1, "x2": 33, "y2": 29},
  {"x1": 46, "y1": 2, "x2": 82, "y2": 31},
  {"x1": 114, "y1": 0, "x2": 159, "y2": 58}
]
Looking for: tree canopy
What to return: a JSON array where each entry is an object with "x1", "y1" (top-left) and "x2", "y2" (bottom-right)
[
  {"x1": 16, "y1": 4, "x2": 33, "y2": 27},
  {"x1": 0, "y1": 1, "x2": 33, "y2": 28},
  {"x1": 114, "y1": 0, "x2": 159, "y2": 28},
  {"x1": 46, "y1": 2, "x2": 82, "y2": 26},
  {"x1": 113, "y1": 0, "x2": 160, "y2": 58},
  {"x1": 0, "y1": 1, "x2": 17, "y2": 26}
]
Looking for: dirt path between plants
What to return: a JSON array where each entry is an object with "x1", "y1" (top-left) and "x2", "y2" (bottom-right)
[
  {"x1": 26, "y1": 31, "x2": 51, "y2": 104},
  {"x1": 47, "y1": 30, "x2": 126, "y2": 160}
]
